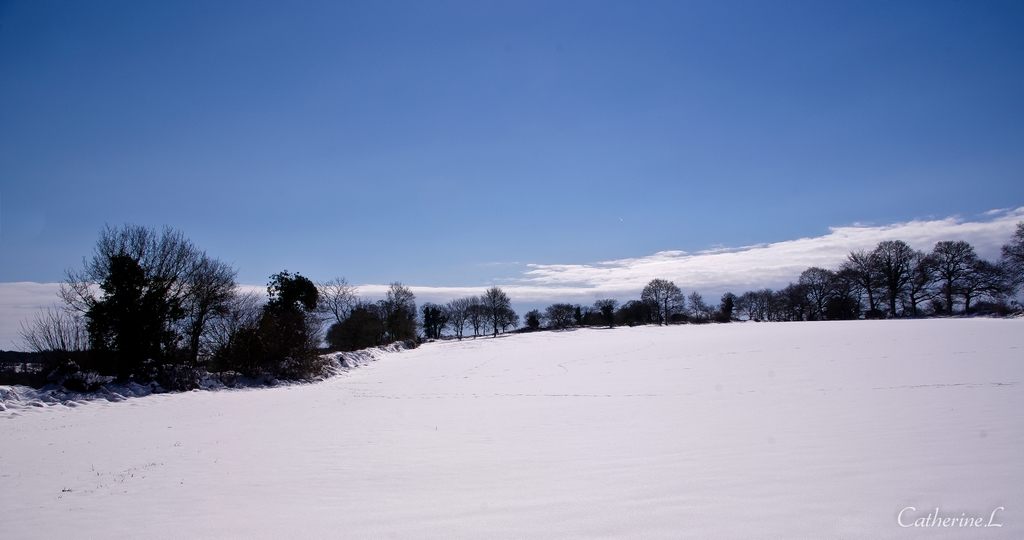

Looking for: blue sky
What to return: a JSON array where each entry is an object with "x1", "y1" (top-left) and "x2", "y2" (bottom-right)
[{"x1": 2, "y1": 0, "x2": 1023, "y2": 294}]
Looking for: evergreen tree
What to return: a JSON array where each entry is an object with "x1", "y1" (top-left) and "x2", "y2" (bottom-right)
[
  {"x1": 524, "y1": 310, "x2": 542, "y2": 330},
  {"x1": 421, "y1": 303, "x2": 448, "y2": 339},
  {"x1": 717, "y1": 293, "x2": 736, "y2": 322},
  {"x1": 259, "y1": 271, "x2": 322, "y2": 379},
  {"x1": 86, "y1": 254, "x2": 182, "y2": 380}
]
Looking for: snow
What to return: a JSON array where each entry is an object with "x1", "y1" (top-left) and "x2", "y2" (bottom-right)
[
  {"x1": 1, "y1": 318, "x2": 1022, "y2": 539},
  {"x1": 0, "y1": 342, "x2": 407, "y2": 414}
]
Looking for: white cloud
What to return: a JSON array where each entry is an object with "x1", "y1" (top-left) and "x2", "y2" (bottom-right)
[
  {"x1": 515, "y1": 208, "x2": 1023, "y2": 298},
  {"x1": 2, "y1": 209, "x2": 1021, "y2": 348}
]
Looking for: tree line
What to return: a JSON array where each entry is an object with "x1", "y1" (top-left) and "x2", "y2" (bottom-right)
[
  {"x1": 422, "y1": 223, "x2": 1024, "y2": 332},
  {"x1": 12, "y1": 222, "x2": 1024, "y2": 391},
  {"x1": 14, "y1": 224, "x2": 524, "y2": 390},
  {"x1": 730, "y1": 233, "x2": 1023, "y2": 322},
  {"x1": 322, "y1": 280, "x2": 516, "y2": 347},
  {"x1": 17, "y1": 225, "x2": 330, "y2": 390}
]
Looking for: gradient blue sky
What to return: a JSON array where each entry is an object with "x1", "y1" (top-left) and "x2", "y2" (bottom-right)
[{"x1": 2, "y1": 1, "x2": 1023, "y2": 290}]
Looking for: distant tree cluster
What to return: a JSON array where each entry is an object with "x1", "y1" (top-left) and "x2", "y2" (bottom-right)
[
  {"x1": 730, "y1": 233, "x2": 1023, "y2": 321},
  {"x1": 18, "y1": 225, "x2": 326, "y2": 390},
  {"x1": 325, "y1": 285, "x2": 520, "y2": 350},
  {"x1": 517, "y1": 223, "x2": 1024, "y2": 331},
  {"x1": 211, "y1": 270, "x2": 324, "y2": 380},
  {"x1": 324, "y1": 282, "x2": 418, "y2": 351},
  {"x1": 524, "y1": 283, "x2": 736, "y2": 331},
  {"x1": 13, "y1": 221, "x2": 1024, "y2": 392}
]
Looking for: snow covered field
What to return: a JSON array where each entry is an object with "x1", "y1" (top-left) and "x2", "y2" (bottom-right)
[{"x1": 2, "y1": 319, "x2": 1022, "y2": 539}]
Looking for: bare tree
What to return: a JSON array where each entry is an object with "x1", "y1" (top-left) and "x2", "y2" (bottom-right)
[
  {"x1": 738, "y1": 289, "x2": 777, "y2": 321},
  {"x1": 19, "y1": 306, "x2": 88, "y2": 354},
  {"x1": 208, "y1": 289, "x2": 265, "y2": 374},
  {"x1": 736, "y1": 291, "x2": 756, "y2": 321},
  {"x1": 379, "y1": 282, "x2": 417, "y2": 342},
  {"x1": 481, "y1": 287, "x2": 515, "y2": 336},
  {"x1": 498, "y1": 306, "x2": 520, "y2": 333},
  {"x1": 687, "y1": 291, "x2": 711, "y2": 321},
  {"x1": 181, "y1": 255, "x2": 237, "y2": 365},
  {"x1": 615, "y1": 300, "x2": 654, "y2": 326},
  {"x1": 594, "y1": 299, "x2": 618, "y2": 328},
  {"x1": 826, "y1": 267, "x2": 863, "y2": 320},
  {"x1": 931, "y1": 240, "x2": 978, "y2": 314},
  {"x1": 777, "y1": 283, "x2": 809, "y2": 321},
  {"x1": 58, "y1": 223, "x2": 237, "y2": 361},
  {"x1": 641, "y1": 279, "x2": 685, "y2": 325},
  {"x1": 958, "y1": 258, "x2": 1007, "y2": 313},
  {"x1": 873, "y1": 240, "x2": 915, "y2": 318},
  {"x1": 763, "y1": 289, "x2": 783, "y2": 321},
  {"x1": 798, "y1": 267, "x2": 834, "y2": 321},
  {"x1": 544, "y1": 303, "x2": 577, "y2": 329},
  {"x1": 60, "y1": 224, "x2": 197, "y2": 314},
  {"x1": 445, "y1": 298, "x2": 471, "y2": 340},
  {"x1": 57, "y1": 224, "x2": 237, "y2": 380},
  {"x1": 318, "y1": 277, "x2": 358, "y2": 325},
  {"x1": 903, "y1": 250, "x2": 935, "y2": 316},
  {"x1": 467, "y1": 296, "x2": 485, "y2": 337},
  {"x1": 841, "y1": 250, "x2": 883, "y2": 317},
  {"x1": 1001, "y1": 221, "x2": 1024, "y2": 293}
]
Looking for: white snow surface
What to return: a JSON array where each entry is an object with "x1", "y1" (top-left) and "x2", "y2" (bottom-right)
[
  {"x1": 0, "y1": 343, "x2": 406, "y2": 414},
  {"x1": 1, "y1": 319, "x2": 1021, "y2": 539}
]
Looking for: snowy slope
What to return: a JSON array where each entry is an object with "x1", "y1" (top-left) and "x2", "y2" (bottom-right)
[{"x1": 1, "y1": 319, "x2": 1022, "y2": 539}]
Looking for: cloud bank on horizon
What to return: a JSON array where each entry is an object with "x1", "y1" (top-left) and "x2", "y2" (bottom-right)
[
  {"x1": 510, "y1": 207, "x2": 1024, "y2": 299},
  {"x1": 3, "y1": 209, "x2": 1022, "y2": 348},
  {"x1": 358, "y1": 208, "x2": 1024, "y2": 305}
]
